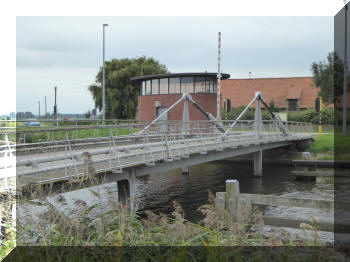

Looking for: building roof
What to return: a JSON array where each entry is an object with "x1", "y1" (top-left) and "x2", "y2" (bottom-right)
[
  {"x1": 286, "y1": 87, "x2": 302, "y2": 99},
  {"x1": 221, "y1": 77, "x2": 320, "y2": 109},
  {"x1": 131, "y1": 72, "x2": 230, "y2": 82}
]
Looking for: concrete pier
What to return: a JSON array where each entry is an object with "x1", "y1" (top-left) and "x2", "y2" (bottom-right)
[{"x1": 254, "y1": 150, "x2": 262, "y2": 176}]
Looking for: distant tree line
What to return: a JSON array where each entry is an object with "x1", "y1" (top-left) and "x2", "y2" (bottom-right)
[
  {"x1": 15, "y1": 112, "x2": 87, "y2": 120},
  {"x1": 16, "y1": 112, "x2": 35, "y2": 119}
]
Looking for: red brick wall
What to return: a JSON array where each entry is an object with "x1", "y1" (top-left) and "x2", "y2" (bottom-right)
[{"x1": 137, "y1": 93, "x2": 218, "y2": 121}]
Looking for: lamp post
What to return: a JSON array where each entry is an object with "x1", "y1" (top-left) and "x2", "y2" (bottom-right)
[
  {"x1": 102, "y1": 23, "x2": 108, "y2": 124},
  {"x1": 343, "y1": 1, "x2": 348, "y2": 136},
  {"x1": 217, "y1": 32, "x2": 221, "y2": 120}
]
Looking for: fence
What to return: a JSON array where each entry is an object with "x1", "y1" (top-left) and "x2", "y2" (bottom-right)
[
  {"x1": 2, "y1": 119, "x2": 313, "y2": 144},
  {"x1": 216, "y1": 179, "x2": 350, "y2": 233}
]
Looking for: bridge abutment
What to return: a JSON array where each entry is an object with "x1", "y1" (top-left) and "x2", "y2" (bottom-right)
[
  {"x1": 112, "y1": 168, "x2": 138, "y2": 209},
  {"x1": 253, "y1": 150, "x2": 263, "y2": 177},
  {"x1": 296, "y1": 139, "x2": 313, "y2": 152}
]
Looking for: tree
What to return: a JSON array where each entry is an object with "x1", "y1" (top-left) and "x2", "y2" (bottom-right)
[
  {"x1": 91, "y1": 108, "x2": 97, "y2": 119},
  {"x1": 269, "y1": 99, "x2": 279, "y2": 112},
  {"x1": 311, "y1": 51, "x2": 348, "y2": 105},
  {"x1": 16, "y1": 112, "x2": 35, "y2": 119},
  {"x1": 85, "y1": 110, "x2": 92, "y2": 119},
  {"x1": 88, "y1": 56, "x2": 169, "y2": 119}
]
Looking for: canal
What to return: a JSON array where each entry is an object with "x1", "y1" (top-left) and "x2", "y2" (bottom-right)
[{"x1": 136, "y1": 158, "x2": 334, "y2": 222}]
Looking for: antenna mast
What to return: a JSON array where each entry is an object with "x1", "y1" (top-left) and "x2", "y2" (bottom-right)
[{"x1": 217, "y1": 32, "x2": 222, "y2": 120}]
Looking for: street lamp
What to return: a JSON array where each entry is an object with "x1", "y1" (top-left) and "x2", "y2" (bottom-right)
[
  {"x1": 343, "y1": 1, "x2": 349, "y2": 135},
  {"x1": 102, "y1": 23, "x2": 108, "y2": 124}
]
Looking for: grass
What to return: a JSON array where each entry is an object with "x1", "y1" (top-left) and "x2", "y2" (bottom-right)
[
  {"x1": 15, "y1": 192, "x2": 328, "y2": 248},
  {"x1": 310, "y1": 135, "x2": 334, "y2": 156},
  {"x1": 16, "y1": 128, "x2": 138, "y2": 143},
  {"x1": 309, "y1": 134, "x2": 350, "y2": 161},
  {"x1": 0, "y1": 179, "x2": 345, "y2": 261},
  {"x1": 0, "y1": 198, "x2": 16, "y2": 260},
  {"x1": 0, "y1": 228, "x2": 15, "y2": 260}
]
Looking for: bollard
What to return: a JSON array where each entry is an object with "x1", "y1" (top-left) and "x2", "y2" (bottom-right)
[
  {"x1": 181, "y1": 167, "x2": 189, "y2": 175},
  {"x1": 302, "y1": 152, "x2": 310, "y2": 160},
  {"x1": 226, "y1": 179, "x2": 240, "y2": 221}
]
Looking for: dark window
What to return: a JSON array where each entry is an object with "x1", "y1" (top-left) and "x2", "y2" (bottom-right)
[
  {"x1": 288, "y1": 99, "x2": 298, "y2": 111},
  {"x1": 169, "y1": 77, "x2": 180, "y2": 94},
  {"x1": 213, "y1": 80, "x2": 217, "y2": 93},
  {"x1": 194, "y1": 77, "x2": 205, "y2": 93},
  {"x1": 224, "y1": 99, "x2": 231, "y2": 112},
  {"x1": 205, "y1": 77, "x2": 213, "y2": 93},
  {"x1": 181, "y1": 77, "x2": 194, "y2": 93}
]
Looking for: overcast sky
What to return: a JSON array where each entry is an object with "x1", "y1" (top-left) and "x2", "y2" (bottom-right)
[{"x1": 16, "y1": 16, "x2": 333, "y2": 114}]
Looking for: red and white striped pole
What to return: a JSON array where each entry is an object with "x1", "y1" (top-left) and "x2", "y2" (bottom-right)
[{"x1": 217, "y1": 31, "x2": 222, "y2": 120}]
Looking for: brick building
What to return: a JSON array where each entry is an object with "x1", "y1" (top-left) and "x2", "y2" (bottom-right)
[
  {"x1": 131, "y1": 72, "x2": 230, "y2": 121},
  {"x1": 132, "y1": 73, "x2": 349, "y2": 122},
  {"x1": 220, "y1": 77, "x2": 321, "y2": 111}
]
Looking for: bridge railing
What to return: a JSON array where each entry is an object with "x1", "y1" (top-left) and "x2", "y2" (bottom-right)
[
  {"x1": 0, "y1": 134, "x2": 16, "y2": 191},
  {"x1": 5, "y1": 118, "x2": 315, "y2": 190},
  {"x1": 285, "y1": 121, "x2": 314, "y2": 133},
  {"x1": 0, "y1": 118, "x2": 153, "y2": 128},
  {"x1": 0, "y1": 119, "x2": 313, "y2": 148}
]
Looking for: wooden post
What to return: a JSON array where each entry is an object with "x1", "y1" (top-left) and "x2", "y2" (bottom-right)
[
  {"x1": 226, "y1": 179, "x2": 240, "y2": 221},
  {"x1": 216, "y1": 192, "x2": 226, "y2": 215},
  {"x1": 241, "y1": 194, "x2": 252, "y2": 215}
]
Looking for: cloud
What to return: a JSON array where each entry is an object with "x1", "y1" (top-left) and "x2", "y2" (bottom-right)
[{"x1": 15, "y1": 16, "x2": 333, "y2": 114}]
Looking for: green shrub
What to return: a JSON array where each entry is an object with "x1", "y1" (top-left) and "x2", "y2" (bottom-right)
[
  {"x1": 320, "y1": 107, "x2": 335, "y2": 125},
  {"x1": 224, "y1": 106, "x2": 335, "y2": 124},
  {"x1": 288, "y1": 108, "x2": 334, "y2": 125},
  {"x1": 223, "y1": 106, "x2": 272, "y2": 121}
]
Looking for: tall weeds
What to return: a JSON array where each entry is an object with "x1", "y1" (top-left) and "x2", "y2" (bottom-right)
[
  {"x1": 1, "y1": 184, "x2": 345, "y2": 261},
  {"x1": 16, "y1": 186, "x2": 325, "y2": 247}
]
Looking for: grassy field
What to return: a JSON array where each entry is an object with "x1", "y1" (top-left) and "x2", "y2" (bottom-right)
[
  {"x1": 309, "y1": 134, "x2": 350, "y2": 161},
  {"x1": 14, "y1": 128, "x2": 138, "y2": 143}
]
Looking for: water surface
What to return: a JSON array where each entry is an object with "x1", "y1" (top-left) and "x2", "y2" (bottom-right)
[{"x1": 136, "y1": 159, "x2": 335, "y2": 221}]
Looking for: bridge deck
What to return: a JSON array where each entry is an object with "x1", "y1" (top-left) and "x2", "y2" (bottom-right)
[{"x1": 13, "y1": 132, "x2": 312, "y2": 187}]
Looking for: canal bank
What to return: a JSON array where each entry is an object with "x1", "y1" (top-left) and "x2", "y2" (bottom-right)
[
  {"x1": 136, "y1": 158, "x2": 346, "y2": 244},
  {"x1": 12, "y1": 154, "x2": 349, "y2": 251}
]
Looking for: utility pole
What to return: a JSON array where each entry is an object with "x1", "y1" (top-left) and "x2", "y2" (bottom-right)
[
  {"x1": 102, "y1": 24, "x2": 108, "y2": 124},
  {"x1": 54, "y1": 86, "x2": 57, "y2": 120},
  {"x1": 45, "y1": 96, "x2": 47, "y2": 120},
  {"x1": 217, "y1": 31, "x2": 222, "y2": 120},
  {"x1": 343, "y1": 2, "x2": 348, "y2": 136},
  {"x1": 38, "y1": 101, "x2": 40, "y2": 120}
]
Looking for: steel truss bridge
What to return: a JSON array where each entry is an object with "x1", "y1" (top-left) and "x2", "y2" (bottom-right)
[{"x1": 0, "y1": 92, "x2": 313, "y2": 192}]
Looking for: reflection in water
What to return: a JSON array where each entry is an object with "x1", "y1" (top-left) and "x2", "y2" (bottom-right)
[{"x1": 135, "y1": 161, "x2": 335, "y2": 221}]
